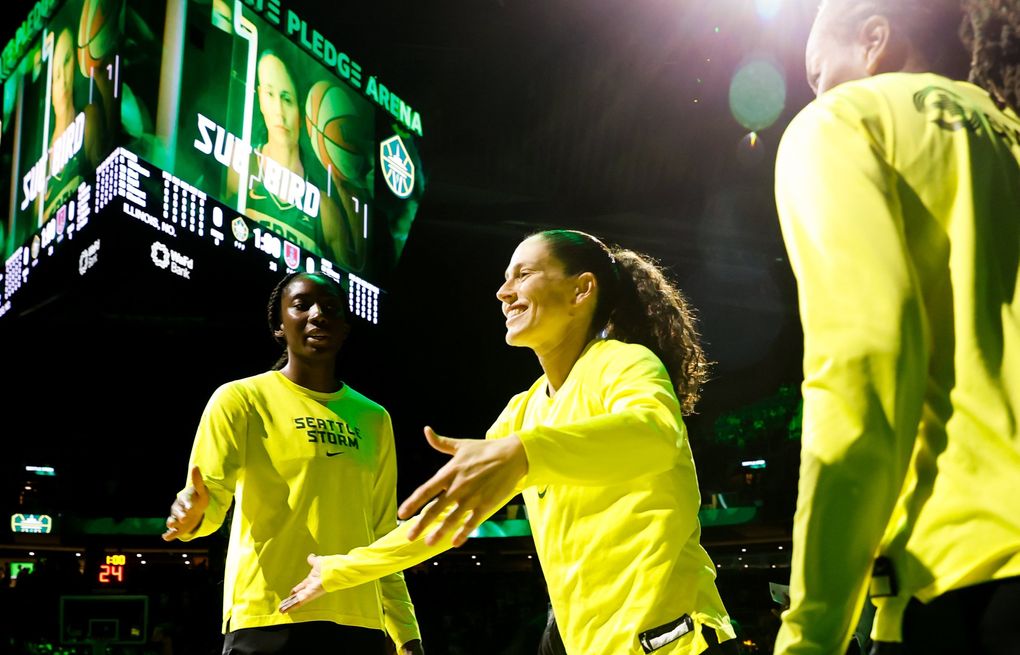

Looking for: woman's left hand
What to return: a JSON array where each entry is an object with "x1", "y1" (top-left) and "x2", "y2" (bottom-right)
[
  {"x1": 399, "y1": 427, "x2": 528, "y2": 547},
  {"x1": 279, "y1": 553, "x2": 326, "y2": 613}
]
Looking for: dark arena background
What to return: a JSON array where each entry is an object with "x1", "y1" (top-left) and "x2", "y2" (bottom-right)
[{"x1": 1, "y1": 1, "x2": 820, "y2": 653}]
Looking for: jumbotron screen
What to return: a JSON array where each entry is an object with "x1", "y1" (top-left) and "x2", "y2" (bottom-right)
[{"x1": 1, "y1": 0, "x2": 425, "y2": 323}]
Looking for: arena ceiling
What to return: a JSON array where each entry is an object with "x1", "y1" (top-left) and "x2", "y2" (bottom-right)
[{"x1": 1, "y1": 0, "x2": 819, "y2": 527}]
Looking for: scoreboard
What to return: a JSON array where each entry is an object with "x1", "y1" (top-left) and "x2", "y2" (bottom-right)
[
  {"x1": 1, "y1": 0, "x2": 425, "y2": 324},
  {"x1": 98, "y1": 553, "x2": 125, "y2": 584}
]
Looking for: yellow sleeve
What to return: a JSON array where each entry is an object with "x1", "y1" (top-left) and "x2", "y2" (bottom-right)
[
  {"x1": 317, "y1": 397, "x2": 528, "y2": 594},
  {"x1": 178, "y1": 383, "x2": 248, "y2": 541},
  {"x1": 371, "y1": 411, "x2": 422, "y2": 646},
  {"x1": 517, "y1": 347, "x2": 685, "y2": 487},
  {"x1": 318, "y1": 493, "x2": 515, "y2": 590},
  {"x1": 773, "y1": 93, "x2": 929, "y2": 655}
]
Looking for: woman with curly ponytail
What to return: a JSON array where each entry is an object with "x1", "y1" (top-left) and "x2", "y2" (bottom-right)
[
  {"x1": 774, "y1": 1, "x2": 1020, "y2": 654},
  {"x1": 284, "y1": 231, "x2": 736, "y2": 655}
]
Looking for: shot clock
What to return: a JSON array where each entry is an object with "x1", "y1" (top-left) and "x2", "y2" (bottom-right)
[{"x1": 97, "y1": 553, "x2": 126, "y2": 585}]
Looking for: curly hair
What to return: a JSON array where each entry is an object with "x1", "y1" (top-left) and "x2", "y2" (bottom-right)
[
  {"x1": 535, "y1": 230, "x2": 710, "y2": 415},
  {"x1": 266, "y1": 272, "x2": 348, "y2": 370},
  {"x1": 961, "y1": 0, "x2": 1020, "y2": 111}
]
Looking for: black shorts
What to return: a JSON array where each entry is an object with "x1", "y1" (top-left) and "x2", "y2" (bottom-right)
[
  {"x1": 222, "y1": 621, "x2": 387, "y2": 655},
  {"x1": 870, "y1": 576, "x2": 1020, "y2": 655}
]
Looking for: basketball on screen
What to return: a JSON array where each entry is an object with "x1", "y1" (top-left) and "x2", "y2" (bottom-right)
[
  {"x1": 305, "y1": 80, "x2": 371, "y2": 185},
  {"x1": 77, "y1": 0, "x2": 122, "y2": 77}
]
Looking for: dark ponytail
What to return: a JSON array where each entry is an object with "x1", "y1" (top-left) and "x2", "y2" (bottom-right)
[
  {"x1": 607, "y1": 249, "x2": 710, "y2": 415},
  {"x1": 961, "y1": 0, "x2": 1020, "y2": 112},
  {"x1": 536, "y1": 230, "x2": 710, "y2": 414}
]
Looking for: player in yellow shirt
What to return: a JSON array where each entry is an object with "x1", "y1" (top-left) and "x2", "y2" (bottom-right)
[
  {"x1": 281, "y1": 230, "x2": 736, "y2": 655},
  {"x1": 774, "y1": 1, "x2": 1020, "y2": 653},
  {"x1": 162, "y1": 272, "x2": 424, "y2": 655}
]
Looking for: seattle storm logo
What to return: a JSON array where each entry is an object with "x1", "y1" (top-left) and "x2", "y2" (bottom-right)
[
  {"x1": 231, "y1": 217, "x2": 250, "y2": 242},
  {"x1": 913, "y1": 87, "x2": 982, "y2": 133},
  {"x1": 380, "y1": 135, "x2": 414, "y2": 198}
]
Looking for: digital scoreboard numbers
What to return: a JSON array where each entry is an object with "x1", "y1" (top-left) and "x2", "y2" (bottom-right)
[{"x1": 98, "y1": 554, "x2": 126, "y2": 585}]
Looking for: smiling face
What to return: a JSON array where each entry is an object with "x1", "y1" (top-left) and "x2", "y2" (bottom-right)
[
  {"x1": 257, "y1": 54, "x2": 300, "y2": 148},
  {"x1": 275, "y1": 274, "x2": 349, "y2": 363},
  {"x1": 496, "y1": 236, "x2": 592, "y2": 352}
]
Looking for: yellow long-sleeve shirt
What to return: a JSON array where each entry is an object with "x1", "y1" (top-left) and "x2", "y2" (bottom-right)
[
  {"x1": 319, "y1": 339, "x2": 734, "y2": 654},
  {"x1": 774, "y1": 73, "x2": 1020, "y2": 654},
  {"x1": 178, "y1": 371, "x2": 420, "y2": 645}
]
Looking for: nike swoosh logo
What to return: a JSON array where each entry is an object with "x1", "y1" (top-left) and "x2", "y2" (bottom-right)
[
  {"x1": 325, "y1": 451, "x2": 344, "y2": 457},
  {"x1": 537, "y1": 486, "x2": 548, "y2": 499}
]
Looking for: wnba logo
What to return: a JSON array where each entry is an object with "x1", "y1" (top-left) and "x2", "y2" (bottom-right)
[{"x1": 380, "y1": 135, "x2": 414, "y2": 199}]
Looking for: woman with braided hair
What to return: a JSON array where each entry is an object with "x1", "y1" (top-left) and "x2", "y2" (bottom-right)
[
  {"x1": 163, "y1": 272, "x2": 424, "y2": 655},
  {"x1": 774, "y1": 1, "x2": 1020, "y2": 654},
  {"x1": 281, "y1": 230, "x2": 737, "y2": 655}
]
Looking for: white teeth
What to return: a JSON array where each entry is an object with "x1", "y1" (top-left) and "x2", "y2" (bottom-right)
[{"x1": 507, "y1": 307, "x2": 525, "y2": 318}]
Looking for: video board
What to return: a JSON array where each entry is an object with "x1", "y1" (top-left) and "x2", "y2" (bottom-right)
[
  {"x1": 1, "y1": 0, "x2": 425, "y2": 323},
  {"x1": 1, "y1": 0, "x2": 114, "y2": 259}
]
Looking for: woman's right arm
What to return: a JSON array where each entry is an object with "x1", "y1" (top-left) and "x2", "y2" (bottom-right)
[
  {"x1": 313, "y1": 400, "x2": 530, "y2": 589},
  {"x1": 165, "y1": 384, "x2": 248, "y2": 541},
  {"x1": 319, "y1": 492, "x2": 517, "y2": 591}
]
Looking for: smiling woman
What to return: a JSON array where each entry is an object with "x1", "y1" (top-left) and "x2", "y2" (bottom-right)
[
  {"x1": 281, "y1": 231, "x2": 737, "y2": 655},
  {"x1": 161, "y1": 272, "x2": 424, "y2": 655}
]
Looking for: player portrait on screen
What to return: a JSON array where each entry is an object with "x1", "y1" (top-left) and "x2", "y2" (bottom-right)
[
  {"x1": 229, "y1": 46, "x2": 371, "y2": 273},
  {"x1": 2, "y1": 0, "x2": 121, "y2": 256},
  {"x1": 114, "y1": 1, "x2": 375, "y2": 273},
  {"x1": 45, "y1": 0, "x2": 120, "y2": 222},
  {"x1": 42, "y1": 26, "x2": 88, "y2": 223}
]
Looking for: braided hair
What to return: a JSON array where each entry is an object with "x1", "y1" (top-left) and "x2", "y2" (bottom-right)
[
  {"x1": 266, "y1": 272, "x2": 349, "y2": 370},
  {"x1": 535, "y1": 230, "x2": 710, "y2": 415}
]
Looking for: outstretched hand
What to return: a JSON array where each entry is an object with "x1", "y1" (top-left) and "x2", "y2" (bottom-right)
[
  {"x1": 399, "y1": 427, "x2": 528, "y2": 547},
  {"x1": 279, "y1": 553, "x2": 326, "y2": 614},
  {"x1": 162, "y1": 466, "x2": 209, "y2": 541},
  {"x1": 280, "y1": 558, "x2": 426, "y2": 654}
]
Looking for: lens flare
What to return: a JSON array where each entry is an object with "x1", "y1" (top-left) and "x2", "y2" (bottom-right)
[
  {"x1": 754, "y1": 0, "x2": 783, "y2": 20},
  {"x1": 729, "y1": 58, "x2": 786, "y2": 132},
  {"x1": 737, "y1": 132, "x2": 766, "y2": 167}
]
